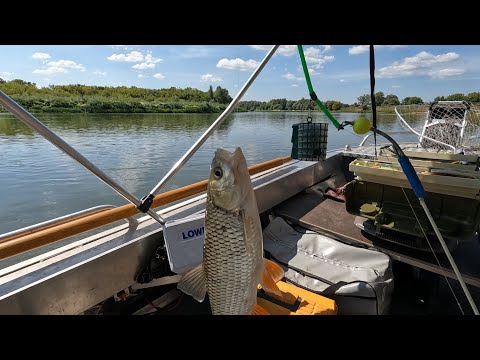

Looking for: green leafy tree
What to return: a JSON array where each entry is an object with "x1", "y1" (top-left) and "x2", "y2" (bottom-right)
[
  {"x1": 357, "y1": 94, "x2": 371, "y2": 110},
  {"x1": 375, "y1": 91, "x2": 385, "y2": 106},
  {"x1": 434, "y1": 96, "x2": 446, "y2": 101},
  {"x1": 383, "y1": 94, "x2": 400, "y2": 106},
  {"x1": 446, "y1": 93, "x2": 466, "y2": 101},
  {"x1": 213, "y1": 86, "x2": 232, "y2": 104},
  {"x1": 324, "y1": 100, "x2": 343, "y2": 111},
  {"x1": 467, "y1": 92, "x2": 480, "y2": 103},
  {"x1": 402, "y1": 96, "x2": 423, "y2": 105},
  {"x1": 208, "y1": 85, "x2": 214, "y2": 100}
]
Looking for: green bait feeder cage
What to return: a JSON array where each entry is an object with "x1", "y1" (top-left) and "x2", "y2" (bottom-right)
[{"x1": 291, "y1": 116, "x2": 328, "y2": 161}]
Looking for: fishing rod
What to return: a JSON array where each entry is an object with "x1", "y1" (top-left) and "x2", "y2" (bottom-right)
[
  {"x1": 297, "y1": 44, "x2": 479, "y2": 315},
  {"x1": 346, "y1": 118, "x2": 479, "y2": 315}
]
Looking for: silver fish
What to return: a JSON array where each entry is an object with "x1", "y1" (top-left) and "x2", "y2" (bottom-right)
[{"x1": 178, "y1": 147, "x2": 284, "y2": 315}]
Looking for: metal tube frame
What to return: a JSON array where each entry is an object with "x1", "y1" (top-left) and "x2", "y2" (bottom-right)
[
  {"x1": 395, "y1": 105, "x2": 457, "y2": 151},
  {"x1": 139, "y1": 45, "x2": 280, "y2": 211},
  {"x1": 0, "y1": 91, "x2": 166, "y2": 225}
]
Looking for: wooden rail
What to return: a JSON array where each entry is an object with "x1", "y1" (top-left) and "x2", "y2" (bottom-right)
[{"x1": 0, "y1": 156, "x2": 291, "y2": 259}]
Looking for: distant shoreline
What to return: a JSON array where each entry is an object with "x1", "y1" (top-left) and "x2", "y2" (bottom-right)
[
  {"x1": 0, "y1": 104, "x2": 398, "y2": 115},
  {"x1": 1, "y1": 79, "x2": 477, "y2": 115}
]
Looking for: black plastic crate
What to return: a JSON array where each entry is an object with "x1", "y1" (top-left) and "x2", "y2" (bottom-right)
[{"x1": 291, "y1": 122, "x2": 328, "y2": 161}]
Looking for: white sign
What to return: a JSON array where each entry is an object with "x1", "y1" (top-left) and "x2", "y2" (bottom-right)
[{"x1": 163, "y1": 212, "x2": 205, "y2": 274}]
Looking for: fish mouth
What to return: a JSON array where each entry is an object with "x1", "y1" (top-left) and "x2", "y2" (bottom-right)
[{"x1": 210, "y1": 183, "x2": 235, "y2": 193}]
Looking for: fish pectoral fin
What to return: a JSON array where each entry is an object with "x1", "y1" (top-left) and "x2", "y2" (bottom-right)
[
  {"x1": 177, "y1": 263, "x2": 207, "y2": 302},
  {"x1": 260, "y1": 259, "x2": 284, "y2": 297},
  {"x1": 264, "y1": 258, "x2": 285, "y2": 283},
  {"x1": 250, "y1": 303, "x2": 270, "y2": 315}
]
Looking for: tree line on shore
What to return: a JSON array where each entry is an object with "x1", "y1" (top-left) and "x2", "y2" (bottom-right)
[{"x1": 0, "y1": 78, "x2": 478, "y2": 114}]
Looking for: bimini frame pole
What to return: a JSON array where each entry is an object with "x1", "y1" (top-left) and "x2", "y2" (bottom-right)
[
  {"x1": 137, "y1": 45, "x2": 280, "y2": 213},
  {"x1": 0, "y1": 91, "x2": 165, "y2": 225}
]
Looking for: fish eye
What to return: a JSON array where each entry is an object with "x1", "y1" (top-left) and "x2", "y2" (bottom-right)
[{"x1": 213, "y1": 167, "x2": 223, "y2": 180}]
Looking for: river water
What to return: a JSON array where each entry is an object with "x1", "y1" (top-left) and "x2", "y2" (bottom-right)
[{"x1": 0, "y1": 111, "x2": 416, "y2": 235}]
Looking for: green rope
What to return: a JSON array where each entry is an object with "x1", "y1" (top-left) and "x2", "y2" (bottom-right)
[{"x1": 297, "y1": 45, "x2": 341, "y2": 130}]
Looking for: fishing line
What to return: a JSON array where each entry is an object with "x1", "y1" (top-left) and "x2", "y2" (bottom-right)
[{"x1": 400, "y1": 186, "x2": 465, "y2": 314}]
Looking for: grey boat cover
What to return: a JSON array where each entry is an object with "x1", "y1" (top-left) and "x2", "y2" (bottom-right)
[{"x1": 263, "y1": 217, "x2": 394, "y2": 315}]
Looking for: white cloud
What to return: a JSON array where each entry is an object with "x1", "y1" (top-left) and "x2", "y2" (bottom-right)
[
  {"x1": 32, "y1": 52, "x2": 51, "y2": 60},
  {"x1": 282, "y1": 73, "x2": 302, "y2": 81},
  {"x1": 33, "y1": 59, "x2": 85, "y2": 76},
  {"x1": 144, "y1": 54, "x2": 162, "y2": 64},
  {"x1": 429, "y1": 68, "x2": 465, "y2": 78},
  {"x1": 348, "y1": 46, "x2": 370, "y2": 55},
  {"x1": 1, "y1": 71, "x2": 13, "y2": 77},
  {"x1": 291, "y1": 84, "x2": 299, "y2": 87},
  {"x1": 33, "y1": 67, "x2": 67, "y2": 75},
  {"x1": 107, "y1": 51, "x2": 144, "y2": 62},
  {"x1": 348, "y1": 45, "x2": 406, "y2": 55},
  {"x1": 216, "y1": 58, "x2": 259, "y2": 71},
  {"x1": 108, "y1": 51, "x2": 162, "y2": 71},
  {"x1": 132, "y1": 56, "x2": 162, "y2": 70},
  {"x1": 340, "y1": 79, "x2": 345, "y2": 82},
  {"x1": 107, "y1": 51, "x2": 162, "y2": 68},
  {"x1": 392, "y1": 85, "x2": 401, "y2": 89},
  {"x1": 153, "y1": 73, "x2": 165, "y2": 80},
  {"x1": 249, "y1": 45, "x2": 298, "y2": 56},
  {"x1": 93, "y1": 71, "x2": 107, "y2": 76},
  {"x1": 109, "y1": 45, "x2": 132, "y2": 50},
  {"x1": 378, "y1": 51, "x2": 461, "y2": 78},
  {"x1": 200, "y1": 74, "x2": 222, "y2": 82},
  {"x1": 133, "y1": 62, "x2": 155, "y2": 70},
  {"x1": 322, "y1": 45, "x2": 333, "y2": 52},
  {"x1": 47, "y1": 60, "x2": 85, "y2": 71},
  {"x1": 138, "y1": 74, "x2": 145, "y2": 78},
  {"x1": 303, "y1": 47, "x2": 335, "y2": 69}
]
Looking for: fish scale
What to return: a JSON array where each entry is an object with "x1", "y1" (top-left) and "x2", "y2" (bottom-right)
[{"x1": 204, "y1": 197, "x2": 259, "y2": 315}]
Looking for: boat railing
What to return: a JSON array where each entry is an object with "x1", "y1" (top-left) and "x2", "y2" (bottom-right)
[
  {"x1": 0, "y1": 156, "x2": 292, "y2": 260},
  {"x1": 0, "y1": 205, "x2": 138, "y2": 244}
]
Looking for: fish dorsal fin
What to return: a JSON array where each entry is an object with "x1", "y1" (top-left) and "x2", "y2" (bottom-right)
[
  {"x1": 177, "y1": 263, "x2": 207, "y2": 302},
  {"x1": 260, "y1": 259, "x2": 284, "y2": 297},
  {"x1": 250, "y1": 303, "x2": 270, "y2": 315}
]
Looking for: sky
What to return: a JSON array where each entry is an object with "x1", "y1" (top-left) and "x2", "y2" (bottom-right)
[{"x1": 0, "y1": 45, "x2": 479, "y2": 104}]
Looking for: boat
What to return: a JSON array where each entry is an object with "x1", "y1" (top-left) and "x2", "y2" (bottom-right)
[{"x1": 1, "y1": 45, "x2": 479, "y2": 315}]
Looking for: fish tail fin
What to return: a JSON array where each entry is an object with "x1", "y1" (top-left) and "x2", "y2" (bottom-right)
[
  {"x1": 250, "y1": 303, "x2": 270, "y2": 315},
  {"x1": 260, "y1": 258, "x2": 284, "y2": 297}
]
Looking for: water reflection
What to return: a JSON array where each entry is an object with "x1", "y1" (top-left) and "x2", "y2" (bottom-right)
[
  {"x1": 0, "y1": 111, "x2": 418, "y2": 234},
  {"x1": 0, "y1": 113, "x2": 235, "y2": 136}
]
